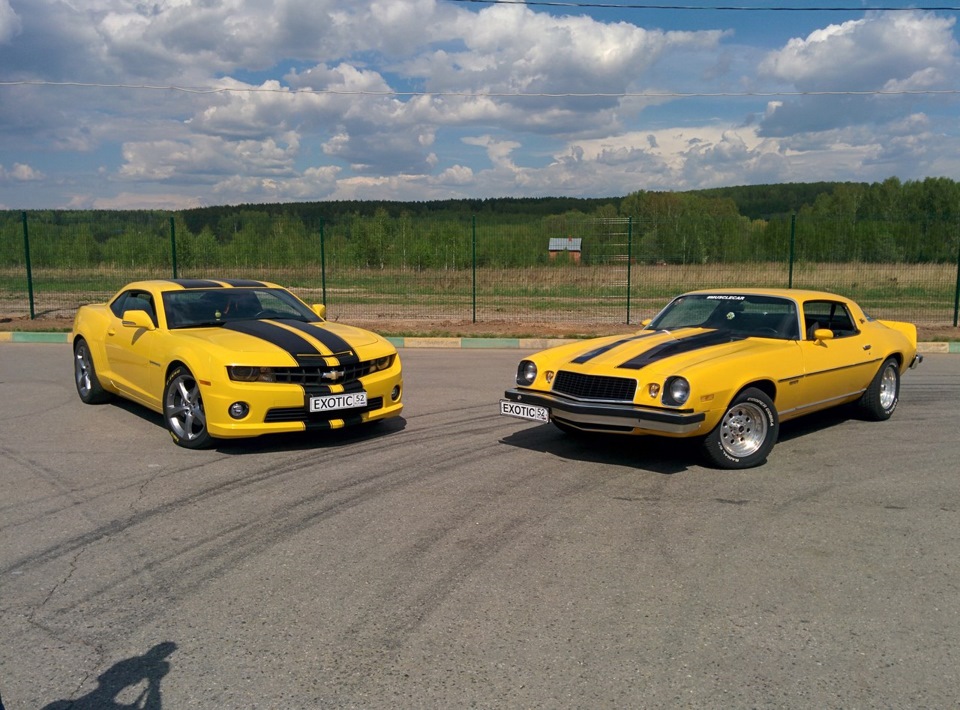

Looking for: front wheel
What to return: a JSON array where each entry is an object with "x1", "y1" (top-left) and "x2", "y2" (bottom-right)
[
  {"x1": 163, "y1": 365, "x2": 212, "y2": 449},
  {"x1": 857, "y1": 357, "x2": 900, "y2": 421},
  {"x1": 73, "y1": 338, "x2": 111, "y2": 404},
  {"x1": 702, "y1": 387, "x2": 779, "y2": 470}
]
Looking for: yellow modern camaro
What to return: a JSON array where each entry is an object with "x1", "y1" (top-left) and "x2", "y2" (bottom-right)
[
  {"x1": 72, "y1": 279, "x2": 403, "y2": 448},
  {"x1": 500, "y1": 288, "x2": 923, "y2": 470}
]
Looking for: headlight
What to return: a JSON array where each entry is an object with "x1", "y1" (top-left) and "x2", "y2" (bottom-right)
[
  {"x1": 517, "y1": 360, "x2": 538, "y2": 385},
  {"x1": 663, "y1": 376, "x2": 690, "y2": 406},
  {"x1": 370, "y1": 355, "x2": 393, "y2": 372},
  {"x1": 228, "y1": 366, "x2": 276, "y2": 383}
]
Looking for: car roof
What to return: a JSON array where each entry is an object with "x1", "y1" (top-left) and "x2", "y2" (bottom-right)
[
  {"x1": 682, "y1": 287, "x2": 848, "y2": 302},
  {"x1": 122, "y1": 279, "x2": 283, "y2": 292}
]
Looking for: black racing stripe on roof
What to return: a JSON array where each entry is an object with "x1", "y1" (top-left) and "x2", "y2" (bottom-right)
[
  {"x1": 277, "y1": 320, "x2": 361, "y2": 364},
  {"x1": 222, "y1": 320, "x2": 327, "y2": 365},
  {"x1": 571, "y1": 332, "x2": 660, "y2": 364},
  {"x1": 165, "y1": 279, "x2": 223, "y2": 289},
  {"x1": 618, "y1": 330, "x2": 746, "y2": 370},
  {"x1": 218, "y1": 279, "x2": 269, "y2": 287}
]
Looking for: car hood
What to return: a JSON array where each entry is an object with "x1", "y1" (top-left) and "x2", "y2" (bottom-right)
[
  {"x1": 176, "y1": 319, "x2": 384, "y2": 360},
  {"x1": 554, "y1": 328, "x2": 778, "y2": 375}
]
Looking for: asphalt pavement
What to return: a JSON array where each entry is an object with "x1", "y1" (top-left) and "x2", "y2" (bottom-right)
[{"x1": 1, "y1": 344, "x2": 959, "y2": 709}]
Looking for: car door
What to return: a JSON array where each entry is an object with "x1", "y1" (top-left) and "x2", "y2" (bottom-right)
[
  {"x1": 797, "y1": 299, "x2": 880, "y2": 411},
  {"x1": 103, "y1": 290, "x2": 163, "y2": 408}
]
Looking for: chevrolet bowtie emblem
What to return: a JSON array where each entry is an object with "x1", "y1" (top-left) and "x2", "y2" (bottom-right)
[{"x1": 321, "y1": 369, "x2": 345, "y2": 382}]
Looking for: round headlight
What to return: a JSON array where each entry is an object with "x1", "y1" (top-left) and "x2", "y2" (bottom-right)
[
  {"x1": 665, "y1": 376, "x2": 690, "y2": 406},
  {"x1": 517, "y1": 360, "x2": 538, "y2": 386},
  {"x1": 373, "y1": 356, "x2": 392, "y2": 371}
]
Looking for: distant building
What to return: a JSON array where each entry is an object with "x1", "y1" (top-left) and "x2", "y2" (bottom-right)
[{"x1": 548, "y1": 237, "x2": 582, "y2": 263}]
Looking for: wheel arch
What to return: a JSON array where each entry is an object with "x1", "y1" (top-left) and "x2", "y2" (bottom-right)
[{"x1": 733, "y1": 378, "x2": 777, "y2": 406}]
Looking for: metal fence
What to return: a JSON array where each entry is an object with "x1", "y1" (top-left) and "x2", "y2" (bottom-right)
[{"x1": 2, "y1": 210, "x2": 959, "y2": 329}]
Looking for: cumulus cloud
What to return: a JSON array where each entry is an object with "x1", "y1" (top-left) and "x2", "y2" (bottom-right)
[
  {"x1": 1, "y1": 2, "x2": 959, "y2": 208},
  {"x1": 0, "y1": 162, "x2": 44, "y2": 182},
  {"x1": 0, "y1": 0, "x2": 21, "y2": 44},
  {"x1": 757, "y1": 11, "x2": 960, "y2": 137}
]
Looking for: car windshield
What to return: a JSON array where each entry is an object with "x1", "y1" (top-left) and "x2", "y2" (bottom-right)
[
  {"x1": 162, "y1": 288, "x2": 317, "y2": 329},
  {"x1": 648, "y1": 294, "x2": 800, "y2": 340}
]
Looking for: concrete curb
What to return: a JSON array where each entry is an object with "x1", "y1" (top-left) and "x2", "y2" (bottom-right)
[{"x1": 3, "y1": 331, "x2": 959, "y2": 352}]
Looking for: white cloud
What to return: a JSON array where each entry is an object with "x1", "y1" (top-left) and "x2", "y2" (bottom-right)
[
  {"x1": 0, "y1": 0, "x2": 21, "y2": 44},
  {"x1": 1, "y1": 3, "x2": 960, "y2": 207},
  {"x1": 0, "y1": 162, "x2": 44, "y2": 181}
]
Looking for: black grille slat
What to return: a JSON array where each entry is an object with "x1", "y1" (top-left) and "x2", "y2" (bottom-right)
[
  {"x1": 552, "y1": 371, "x2": 637, "y2": 402},
  {"x1": 273, "y1": 362, "x2": 372, "y2": 386}
]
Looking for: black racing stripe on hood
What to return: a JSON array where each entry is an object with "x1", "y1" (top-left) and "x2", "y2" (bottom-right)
[
  {"x1": 218, "y1": 279, "x2": 268, "y2": 287},
  {"x1": 278, "y1": 320, "x2": 361, "y2": 364},
  {"x1": 618, "y1": 330, "x2": 746, "y2": 370},
  {"x1": 223, "y1": 320, "x2": 330, "y2": 365},
  {"x1": 571, "y1": 332, "x2": 660, "y2": 364},
  {"x1": 165, "y1": 279, "x2": 222, "y2": 289}
]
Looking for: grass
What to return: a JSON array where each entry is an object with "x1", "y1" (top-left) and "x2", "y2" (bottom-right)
[{"x1": 2, "y1": 262, "x2": 957, "y2": 330}]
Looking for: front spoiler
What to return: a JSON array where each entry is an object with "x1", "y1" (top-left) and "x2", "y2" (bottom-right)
[{"x1": 503, "y1": 388, "x2": 706, "y2": 435}]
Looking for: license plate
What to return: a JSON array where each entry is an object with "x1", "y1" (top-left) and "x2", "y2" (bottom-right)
[
  {"x1": 309, "y1": 392, "x2": 368, "y2": 413},
  {"x1": 499, "y1": 399, "x2": 549, "y2": 423}
]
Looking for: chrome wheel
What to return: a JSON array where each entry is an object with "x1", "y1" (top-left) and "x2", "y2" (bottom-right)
[
  {"x1": 73, "y1": 338, "x2": 110, "y2": 404},
  {"x1": 857, "y1": 357, "x2": 900, "y2": 421},
  {"x1": 878, "y1": 362, "x2": 898, "y2": 411},
  {"x1": 164, "y1": 367, "x2": 210, "y2": 447},
  {"x1": 719, "y1": 401, "x2": 769, "y2": 458},
  {"x1": 74, "y1": 342, "x2": 94, "y2": 397}
]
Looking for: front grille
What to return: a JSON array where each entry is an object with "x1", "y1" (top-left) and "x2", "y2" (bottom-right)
[
  {"x1": 272, "y1": 362, "x2": 373, "y2": 386},
  {"x1": 265, "y1": 397, "x2": 385, "y2": 423},
  {"x1": 552, "y1": 371, "x2": 637, "y2": 402}
]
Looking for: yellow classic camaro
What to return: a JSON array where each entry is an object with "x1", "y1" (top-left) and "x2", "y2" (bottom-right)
[
  {"x1": 72, "y1": 279, "x2": 403, "y2": 448},
  {"x1": 500, "y1": 288, "x2": 922, "y2": 469}
]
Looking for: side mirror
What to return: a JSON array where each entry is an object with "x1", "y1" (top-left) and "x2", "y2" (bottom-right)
[
  {"x1": 640, "y1": 318, "x2": 652, "y2": 329},
  {"x1": 312, "y1": 304, "x2": 327, "y2": 320},
  {"x1": 121, "y1": 309, "x2": 156, "y2": 331},
  {"x1": 813, "y1": 328, "x2": 834, "y2": 342}
]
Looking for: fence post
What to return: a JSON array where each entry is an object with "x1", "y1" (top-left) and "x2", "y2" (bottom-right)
[
  {"x1": 320, "y1": 218, "x2": 327, "y2": 306},
  {"x1": 472, "y1": 215, "x2": 477, "y2": 323},
  {"x1": 21, "y1": 212, "x2": 35, "y2": 319},
  {"x1": 626, "y1": 216, "x2": 633, "y2": 324},
  {"x1": 170, "y1": 216, "x2": 178, "y2": 278},
  {"x1": 788, "y1": 213, "x2": 796, "y2": 288},
  {"x1": 953, "y1": 219, "x2": 959, "y2": 327}
]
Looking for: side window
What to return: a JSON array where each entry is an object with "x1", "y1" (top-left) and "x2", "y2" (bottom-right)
[
  {"x1": 110, "y1": 290, "x2": 157, "y2": 327},
  {"x1": 803, "y1": 301, "x2": 858, "y2": 339}
]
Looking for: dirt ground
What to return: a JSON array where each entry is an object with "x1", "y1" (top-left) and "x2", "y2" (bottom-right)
[{"x1": 2, "y1": 314, "x2": 957, "y2": 341}]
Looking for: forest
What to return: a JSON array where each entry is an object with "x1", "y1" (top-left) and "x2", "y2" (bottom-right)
[{"x1": 3, "y1": 177, "x2": 960, "y2": 270}]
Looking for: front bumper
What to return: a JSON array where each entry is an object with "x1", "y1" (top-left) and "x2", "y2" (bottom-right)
[
  {"x1": 502, "y1": 388, "x2": 706, "y2": 435},
  {"x1": 204, "y1": 371, "x2": 403, "y2": 438}
]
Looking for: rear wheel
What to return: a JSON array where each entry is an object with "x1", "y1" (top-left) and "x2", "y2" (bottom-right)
[
  {"x1": 702, "y1": 387, "x2": 778, "y2": 469},
  {"x1": 164, "y1": 365, "x2": 212, "y2": 449},
  {"x1": 857, "y1": 357, "x2": 900, "y2": 421},
  {"x1": 73, "y1": 338, "x2": 111, "y2": 404}
]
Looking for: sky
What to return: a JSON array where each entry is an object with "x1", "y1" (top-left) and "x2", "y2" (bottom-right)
[{"x1": 1, "y1": 0, "x2": 959, "y2": 210}]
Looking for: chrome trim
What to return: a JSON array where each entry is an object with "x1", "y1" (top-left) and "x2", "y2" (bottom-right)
[{"x1": 503, "y1": 388, "x2": 706, "y2": 435}]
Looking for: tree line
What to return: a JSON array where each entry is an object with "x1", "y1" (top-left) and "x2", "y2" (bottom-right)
[{"x1": 2, "y1": 177, "x2": 959, "y2": 270}]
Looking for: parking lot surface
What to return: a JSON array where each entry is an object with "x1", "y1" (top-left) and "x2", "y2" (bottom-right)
[{"x1": 1, "y1": 344, "x2": 959, "y2": 708}]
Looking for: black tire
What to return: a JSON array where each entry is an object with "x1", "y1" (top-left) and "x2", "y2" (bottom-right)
[
  {"x1": 163, "y1": 365, "x2": 212, "y2": 449},
  {"x1": 857, "y1": 357, "x2": 900, "y2": 421},
  {"x1": 702, "y1": 387, "x2": 779, "y2": 470},
  {"x1": 73, "y1": 338, "x2": 112, "y2": 404}
]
